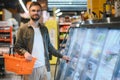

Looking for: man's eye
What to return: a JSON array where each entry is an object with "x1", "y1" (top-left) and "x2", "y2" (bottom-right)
[
  {"x1": 31, "y1": 10, "x2": 41, "y2": 12},
  {"x1": 32, "y1": 10, "x2": 36, "y2": 12}
]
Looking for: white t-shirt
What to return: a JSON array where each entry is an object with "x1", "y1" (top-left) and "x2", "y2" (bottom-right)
[{"x1": 32, "y1": 27, "x2": 45, "y2": 68}]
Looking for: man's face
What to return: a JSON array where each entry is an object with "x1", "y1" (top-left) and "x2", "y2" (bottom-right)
[{"x1": 29, "y1": 5, "x2": 42, "y2": 21}]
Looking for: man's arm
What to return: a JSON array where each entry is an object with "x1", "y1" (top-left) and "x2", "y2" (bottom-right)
[
  {"x1": 14, "y1": 27, "x2": 33, "y2": 60},
  {"x1": 14, "y1": 27, "x2": 27, "y2": 55},
  {"x1": 45, "y1": 27, "x2": 70, "y2": 61}
]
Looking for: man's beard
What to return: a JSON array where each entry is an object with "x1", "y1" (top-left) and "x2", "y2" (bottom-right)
[
  {"x1": 31, "y1": 17, "x2": 40, "y2": 21},
  {"x1": 31, "y1": 15, "x2": 40, "y2": 21}
]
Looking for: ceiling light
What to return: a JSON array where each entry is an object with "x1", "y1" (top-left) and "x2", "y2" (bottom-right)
[
  {"x1": 32, "y1": 0, "x2": 37, "y2": 2},
  {"x1": 56, "y1": 12, "x2": 62, "y2": 16},
  {"x1": 19, "y1": 0, "x2": 28, "y2": 13},
  {"x1": 55, "y1": 9, "x2": 61, "y2": 14}
]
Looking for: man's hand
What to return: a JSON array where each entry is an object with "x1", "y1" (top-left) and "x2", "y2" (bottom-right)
[
  {"x1": 62, "y1": 55, "x2": 70, "y2": 63},
  {"x1": 24, "y1": 52, "x2": 33, "y2": 61}
]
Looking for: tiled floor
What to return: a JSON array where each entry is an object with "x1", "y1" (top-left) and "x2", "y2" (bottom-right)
[
  {"x1": 0, "y1": 72, "x2": 23, "y2": 80},
  {"x1": 0, "y1": 65, "x2": 56, "y2": 80}
]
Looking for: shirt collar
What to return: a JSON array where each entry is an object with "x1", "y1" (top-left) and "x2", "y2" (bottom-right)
[
  {"x1": 27, "y1": 22, "x2": 32, "y2": 28},
  {"x1": 27, "y1": 22, "x2": 41, "y2": 28}
]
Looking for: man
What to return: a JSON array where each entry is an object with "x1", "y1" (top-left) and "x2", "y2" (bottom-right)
[{"x1": 15, "y1": 2, "x2": 70, "y2": 80}]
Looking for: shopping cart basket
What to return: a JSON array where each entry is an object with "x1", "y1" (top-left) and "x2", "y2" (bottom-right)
[{"x1": 3, "y1": 53, "x2": 36, "y2": 75}]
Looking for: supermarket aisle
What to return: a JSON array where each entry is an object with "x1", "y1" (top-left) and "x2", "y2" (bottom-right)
[{"x1": 0, "y1": 65, "x2": 56, "y2": 80}]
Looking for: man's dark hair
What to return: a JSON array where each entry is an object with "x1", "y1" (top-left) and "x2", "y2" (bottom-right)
[{"x1": 29, "y1": 2, "x2": 42, "y2": 10}]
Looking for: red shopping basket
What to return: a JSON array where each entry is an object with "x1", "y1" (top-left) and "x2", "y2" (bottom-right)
[{"x1": 3, "y1": 53, "x2": 36, "y2": 75}]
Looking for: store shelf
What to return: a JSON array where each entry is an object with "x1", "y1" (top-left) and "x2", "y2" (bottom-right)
[
  {"x1": 59, "y1": 22, "x2": 71, "y2": 25},
  {"x1": 59, "y1": 22, "x2": 71, "y2": 49},
  {"x1": 0, "y1": 26, "x2": 12, "y2": 45},
  {"x1": 0, "y1": 22, "x2": 12, "y2": 77}
]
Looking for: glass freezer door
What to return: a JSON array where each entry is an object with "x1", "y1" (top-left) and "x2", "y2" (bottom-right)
[
  {"x1": 95, "y1": 29, "x2": 120, "y2": 80},
  {"x1": 79, "y1": 28, "x2": 108, "y2": 80},
  {"x1": 59, "y1": 28, "x2": 87, "y2": 80}
]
